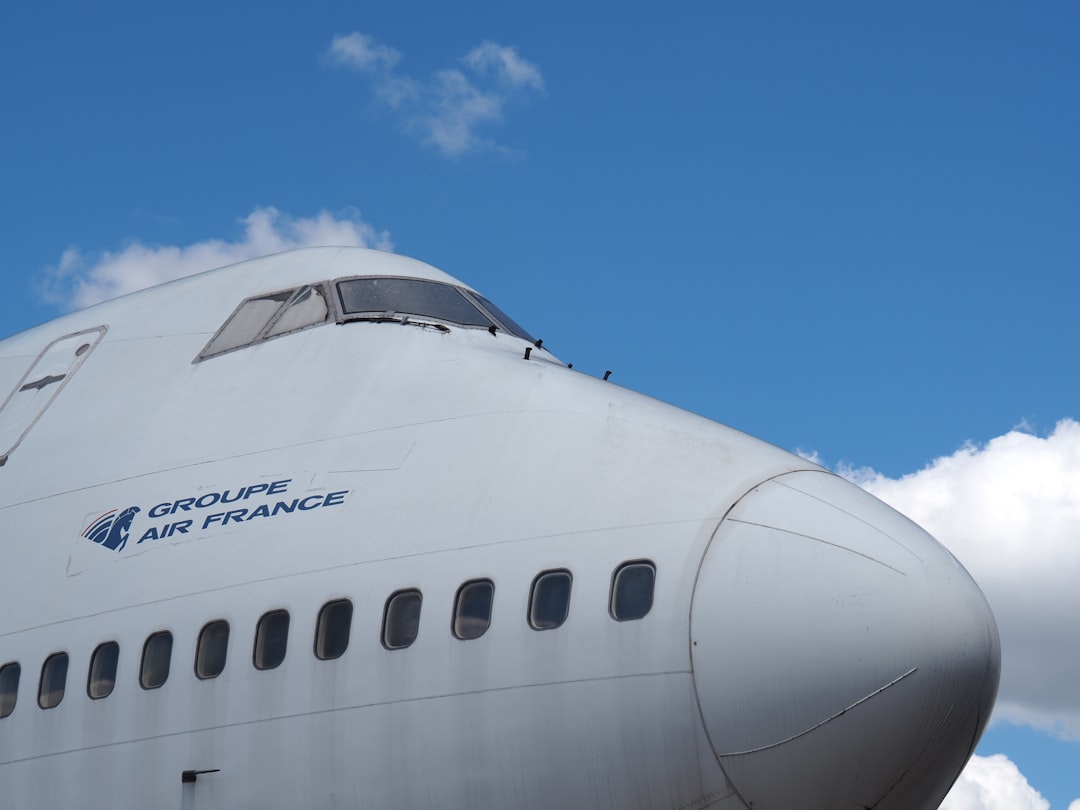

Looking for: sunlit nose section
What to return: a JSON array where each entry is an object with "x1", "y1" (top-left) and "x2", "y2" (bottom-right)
[{"x1": 691, "y1": 471, "x2": 1000, "y2": 810}]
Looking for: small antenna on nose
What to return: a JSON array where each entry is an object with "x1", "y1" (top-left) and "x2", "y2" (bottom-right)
[
  {"x1": 603, "y1": 370, "x2": 612, "y2": 381},
  {"x1": 524, "y1": 347, "x2": 532, "y2": 360},
  {"x1": 534, "y1": 338, "x2": 543, "y2": 349},
  {"x1": 488, "y1": 324, "x2": 497, "y2": 335}
]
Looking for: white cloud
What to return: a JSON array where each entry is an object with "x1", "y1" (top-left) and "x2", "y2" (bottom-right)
[
  {"x1": 941, "y1": 754, "x2": 1049, "y2": 810},
  {"x1": 840, "y1": 419, "x2": 1080, "y2": 738},
  {"x1": 327, "y1": 32, "x2": 401, "y2": 72},
  {"x1": 40, "y1": 206, "x2": 392, "y2": 310},
  {"x1": 463, "y1": 41, "x2": 545, "y2": 91},
  {"x1": 326, "y1": 32, "x2": 544, "y2": 157}
]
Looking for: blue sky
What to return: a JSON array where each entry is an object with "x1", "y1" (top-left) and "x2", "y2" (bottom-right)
[{"x1": 2, "y1": 2, "x2": 1077, "y2": 805}]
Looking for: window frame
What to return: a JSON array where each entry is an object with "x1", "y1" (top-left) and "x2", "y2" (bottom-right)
[
  {"x1": 195, "y1": 283, "x2": 333, "y2": 362},
  {"x1": 195, "y1": 620, "x2": 231, "y2": 680},
  {"x1": 0, "y1": 661, "x2": 21, "y2": 719},
  {"x1": 253, "y1": 609, "x2": 291, "y2": 671},
  {"x1": 528, "y1": 569, "x2": 573, "y2": 631},
  {"x1": 333, "y1": 275, "x2": 534, "y2": 339},
  {"x1": 87, "y1": 641, "x2": 120, "y2": 700},
  {"x1": 38, "y1": 651, "x2": 69, "y2": 709},
  {"x1": 314, "y1": 599, "x2": 354, "y2": 661},
  {"x1": 381, "y1": 588, "x2": 423, "y2": 650},
  {"x1": 139, "y1": 631, "x2": 174, "y2": 690},
  {"x1": 452, "y1": 579, "x2": 495, "y2": 641},
  {"x1": 609, "y1": 559, "x2": 657, "y2": 622}
]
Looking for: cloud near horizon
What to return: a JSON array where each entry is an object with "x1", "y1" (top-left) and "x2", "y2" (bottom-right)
[
  {"x1": 838, "y1": 419, "x2": 1080, "y2": 740},
  {"x1": 40, "y1": 207, "x2": 391, "y2": 310},
  {"x1": 940, "y1": 754, "x2": 1055, "y2": 810},
  {"x1": 327, "y1": 32, "x2": 544, "y2": 157}
]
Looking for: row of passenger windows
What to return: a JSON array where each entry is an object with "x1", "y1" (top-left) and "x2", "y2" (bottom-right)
[{"x1": 0, "y1": 561, "x2": 655, "y2": 718}]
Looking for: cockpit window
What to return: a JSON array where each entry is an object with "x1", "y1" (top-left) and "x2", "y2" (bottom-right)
[
  {"x1": 266, "y1": 285, "x2": 329, "y2": 338},
  {"x1": 337, "y1": 277, "x2": 491, "y2": 328},
  {"x1": 197, "y1": 284, "x2": 331, "y2": 361},
  {"x1": 470, "y1": 292, "x2": 535, "y2": 342},
  {"x1": 197, "y1": 275, "x2": 536, "y2": 362}
]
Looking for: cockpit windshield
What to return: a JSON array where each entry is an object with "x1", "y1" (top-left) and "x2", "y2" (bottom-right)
[
  {"x1": 335, "y1": 277, "x2": 535, "y2": 342},
  {"x1": 195, "y1": 276, "x2": 538, "y2": 364}
]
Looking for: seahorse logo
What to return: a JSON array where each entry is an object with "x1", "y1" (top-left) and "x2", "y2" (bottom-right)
[{"x1": 83, "y1": 506, "x2": 141, "y2": 552}]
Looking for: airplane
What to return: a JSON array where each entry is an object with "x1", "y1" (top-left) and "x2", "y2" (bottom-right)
[{"x1": 0, "y1": 246, "x2": 1000, "y2": 809}]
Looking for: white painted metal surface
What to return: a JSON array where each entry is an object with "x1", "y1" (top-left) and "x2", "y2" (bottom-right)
[{"x1": 0, "y1": 247, "x2": 999, "y2": 809}]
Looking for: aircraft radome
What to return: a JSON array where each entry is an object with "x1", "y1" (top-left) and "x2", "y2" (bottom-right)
[{"x1": 0, "y1": 247, "x2": 1000, "y2": 809}]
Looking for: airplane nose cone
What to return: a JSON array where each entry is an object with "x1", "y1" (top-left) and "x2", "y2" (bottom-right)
[{"x1": 691, "y1": 471, "x2": 1000, "y2": 810}]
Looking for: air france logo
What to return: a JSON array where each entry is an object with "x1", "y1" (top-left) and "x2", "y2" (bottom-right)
[
  {"x1": 81, "y1": 479, "x2": 349, "y2": 553},
  {"x1": 83, "y1": 507, "x2": 141, "y2": 551}
]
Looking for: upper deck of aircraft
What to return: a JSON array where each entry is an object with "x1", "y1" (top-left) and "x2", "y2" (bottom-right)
[{"x1": 0, "y1": 247, "x2": 999, "y2": 810}]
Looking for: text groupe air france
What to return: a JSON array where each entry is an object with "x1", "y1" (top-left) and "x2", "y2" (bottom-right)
[{"x1": 139, "y1": 479, "x2": 348, "y2": 541}]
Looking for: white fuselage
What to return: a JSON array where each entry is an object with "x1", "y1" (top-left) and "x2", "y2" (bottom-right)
[{"x1": 0, "y1": 248, "x2": 999, "y2": 810}]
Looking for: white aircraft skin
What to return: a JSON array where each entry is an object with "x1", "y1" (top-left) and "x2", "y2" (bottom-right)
[{"x1": 0, "y1": 247, "x2": 999, "y2": 809}]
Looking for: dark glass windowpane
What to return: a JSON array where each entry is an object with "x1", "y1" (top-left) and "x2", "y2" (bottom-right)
[
  {"x1": 529, "y1": 570, "x2": 572, "y2": 630},
  {"x1": 337, "y1": 278, "x2": 491, "y2": 327},
  {"x1": 196, "y1": 621, "x2": 230, "y2": 679},
  {"x1": 254, "y1": 610, "x2": 290, "y2": 670},
  {"x1": 470, "y1": 292, "x2": 536, "y2": 342},
  {"x1": 140, "y1": 632, "x2": 173, "y2": 690},
  {"x1": 611, "y1": 561, "x2": 656, "y2": 621},
  {"x1": 39, "y1": 652, "x2": 69, "y2": 708},
  {"x1": 88, "y1": 641, "x2": 119, "y2": 699},
  {"x1": 383, "y1": 590, "x2": 422, "y2": 649},
  {"x1": 0, "y1": 662, "x2": 20, "y2": 718},
  {"x1": 315, "y1": 600, "x2": 353, "y2": 660},
  {"x1": 453, "y1": 580, "x2": 494, "y2": 640}
]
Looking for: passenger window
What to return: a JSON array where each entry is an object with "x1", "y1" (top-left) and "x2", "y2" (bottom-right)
[
  {"x1": 315, "y1": 599, "x2": 353, "y2": 661},
  {"x1": 382, "y1": 589, "x2": 422, "y2": 650},
  {"x1": 453, "y1": 579, "x2": 494, "y2": 640},
  {"x1": 529, "y1": 570, "x2": 572, "y2": 630},
  {"x1": 38, "y1": 652, "x2": 69, "y2": 709},
  {"x1": 610, "y1": 561, "x2": 656, "y2": 621},
  {"x1": 254, "y1": 610, "x2": 290, "y2": 670},
  {"x1": 195, "y1": 620, "x2": 230, "y2": 679},
  {"x1": 87, "y1": 641, "x2": 119, "y2": 699},
  {"x1": 140, "y1": 631, "x2": 173, "y2": 690},
  {"x1": 0, "y1": 662, "x2": 21, "y2": 718}
]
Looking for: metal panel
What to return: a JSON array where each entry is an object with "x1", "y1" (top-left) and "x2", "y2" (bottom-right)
[{"x1": 0, "y1": 326, "x2": 106, "y2": 466}]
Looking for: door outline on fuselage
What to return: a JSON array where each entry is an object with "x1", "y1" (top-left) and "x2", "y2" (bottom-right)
[{"x1": 0, "y1": 325, "x2": 107, "y2": 467}]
